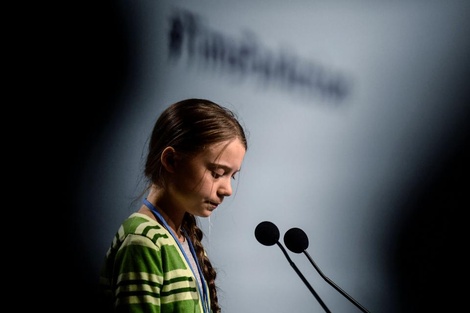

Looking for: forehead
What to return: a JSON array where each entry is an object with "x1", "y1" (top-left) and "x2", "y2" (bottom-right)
[{"x1": 200, "y1": 139, "x2": 246, "y2": 168}]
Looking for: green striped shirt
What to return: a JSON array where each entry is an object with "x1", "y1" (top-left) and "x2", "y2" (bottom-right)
[{"x1": 99, "y1": 213, "x2": 210, "y2": 312}]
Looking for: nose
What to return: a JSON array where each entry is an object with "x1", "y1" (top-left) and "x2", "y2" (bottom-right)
[{"x1": 218, "y1": 177, "x2": 233, "y2": 197}]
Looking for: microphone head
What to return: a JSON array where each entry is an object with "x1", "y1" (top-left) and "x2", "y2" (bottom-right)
[
  {"x1": 284, "y1": 227, "x2": 309, "y2": 253},
  {"x1": 255, "y1": 221, "x2": 280, "y2": 246}
]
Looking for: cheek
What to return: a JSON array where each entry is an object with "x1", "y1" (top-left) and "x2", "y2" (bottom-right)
[
  {"x1": 199, "y1": 175, "x2": 216, "y2": 194},
  {"x1": 189, "y1": 171, "x2": 213, "y2": 194},
  {"x1": 187, "y1": 172, "x2": 217, "y2": 199},
  {"x1": 175, "y1": 166, "x2": 210, "y2": 193}
]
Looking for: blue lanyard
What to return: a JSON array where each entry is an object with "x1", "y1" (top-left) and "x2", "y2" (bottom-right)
[{"x1": 143, "y1": 198, "x2": 209, "y2": 313}]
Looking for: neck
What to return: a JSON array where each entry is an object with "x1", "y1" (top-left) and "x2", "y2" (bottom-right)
[
  {"x1": 142, "y1": 186, "x2": 186, "y2": 240},
  {"x1": 156, "y1": 204, "x2": 185, "y2": 239}
]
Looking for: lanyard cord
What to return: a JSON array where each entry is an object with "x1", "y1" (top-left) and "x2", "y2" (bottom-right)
[{"x1": 143, "y1": 198, "x2": 209, "y2": 313}]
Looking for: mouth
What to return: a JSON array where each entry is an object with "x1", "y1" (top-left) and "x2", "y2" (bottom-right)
[{"x1": 208, "y1": 201, "x2": 221, "y2": 210}]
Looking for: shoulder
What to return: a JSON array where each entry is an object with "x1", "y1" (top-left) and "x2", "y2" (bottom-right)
[{"x1": 117, "y1": 213, "x2": 174, "y2": 248}]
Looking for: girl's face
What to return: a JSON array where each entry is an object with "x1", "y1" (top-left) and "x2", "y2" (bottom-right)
[{"x1": 170, "y1": 138, "x2": 246, "y2": 217}]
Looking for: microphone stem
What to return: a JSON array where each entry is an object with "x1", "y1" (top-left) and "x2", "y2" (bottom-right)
[
  {"x1": 276, "y1": 242, "x2": 332, "y2": 313},
  {"x1": 303, "y1": 250, "x2": 370, "y2": 313}
]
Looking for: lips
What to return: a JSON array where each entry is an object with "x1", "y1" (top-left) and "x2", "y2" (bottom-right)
[{"x1": 208, "y1": 201, "x2": 220, "y2": 209}]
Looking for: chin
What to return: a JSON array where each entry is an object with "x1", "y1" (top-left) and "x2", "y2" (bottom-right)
[{"x1": 199, "y1": 209, "x2": 214, "y2": 218}]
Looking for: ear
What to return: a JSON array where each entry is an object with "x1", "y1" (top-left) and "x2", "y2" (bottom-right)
[{"x1": 161, "y1": 146, "x2": 178, "y2": 173}]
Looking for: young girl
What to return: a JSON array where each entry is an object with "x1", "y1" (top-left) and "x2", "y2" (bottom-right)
[{"x1": 99, "y1": 98, "x2": 248, "y2": 313}]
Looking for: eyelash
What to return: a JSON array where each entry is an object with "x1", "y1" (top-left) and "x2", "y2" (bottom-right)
[
  {"x1": 211, "y1": 171, "x2": 222, "y2": 179},
  {"x1": 211, "y1": 171, "x2": 237, "y2": 180}
]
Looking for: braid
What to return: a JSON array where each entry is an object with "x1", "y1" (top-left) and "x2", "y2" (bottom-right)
[{"x1": 183, "y1": 213, "x2": 221, "y2": 313}]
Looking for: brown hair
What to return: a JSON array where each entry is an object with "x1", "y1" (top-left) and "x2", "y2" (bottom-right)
[{"x1": 144, "y1": 98, "x2": 247, "y2": 313}]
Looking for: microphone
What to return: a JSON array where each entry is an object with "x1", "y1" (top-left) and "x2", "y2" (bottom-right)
[
  {"x1": 254, "y1": 220, "x2": 279, "y2": 246},
  {"x1": 284, "y1": 227, "x2": 371, "y2": 313},
  {"x1": 254, "y1": 221, "x2": 331, "y2": 313}
]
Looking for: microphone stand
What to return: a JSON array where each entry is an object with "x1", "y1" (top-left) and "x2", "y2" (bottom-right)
[
  {"x1": 276, "y1": 242, "x2": 332, "y2": 313},
  {"x1": 303, "y1": 250, "x2": 370, "y2": 313}
]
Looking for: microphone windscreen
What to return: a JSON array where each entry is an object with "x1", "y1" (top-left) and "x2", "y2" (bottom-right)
[
  {"x1": 284, "y1": 227, "x2": 309, "y2": 253},
  {"x1": 255, "y1": 221, "x2": 280, "y2": 246}
]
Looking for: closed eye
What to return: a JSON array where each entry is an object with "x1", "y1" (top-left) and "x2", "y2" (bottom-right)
[
  {"x1": 209, "y1": 164, "x2": 240, "y2": 180},
  {"x1": 211, "y1": 171, "x2": 224, "y2": 179}
]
